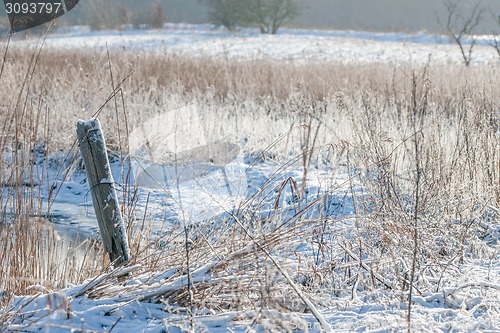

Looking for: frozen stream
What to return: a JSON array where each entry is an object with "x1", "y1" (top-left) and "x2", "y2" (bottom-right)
[{"x1": 43, "y1": 150, "x2": 358, "y2": 243}]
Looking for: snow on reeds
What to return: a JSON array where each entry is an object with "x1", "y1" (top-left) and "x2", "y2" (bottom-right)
[{"x1": 0, "y1": 41, "x2": 499, "y2": 331}]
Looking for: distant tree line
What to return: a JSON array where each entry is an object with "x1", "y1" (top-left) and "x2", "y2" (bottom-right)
[
  {"x1": 200, "y1": 0, "x2": 303, "y2": 34},
  {"x1": 72, "y1": 0, "x2": 167, "y2": 30}
]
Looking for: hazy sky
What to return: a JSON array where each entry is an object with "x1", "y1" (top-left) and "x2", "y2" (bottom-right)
[
  {"x1": 297, "y1": 0, "x2": 500, "y2": 33},
  {"x1": 60, "y1": 0, "x2": 500, "y2": 34},
  {"x1": 158, "y1": 0, "x2": 500, "y2": 33}
]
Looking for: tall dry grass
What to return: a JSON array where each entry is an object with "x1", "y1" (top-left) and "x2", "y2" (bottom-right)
[
  {"x1": 0, "y1": 41, "x2": 105, "y2": 306},
  {"x1": 0, "y1": 42, "x2": 498, "y2": 329},
  {"x1": 2, "y1": 48, "x2": 499, "y2": 152}
]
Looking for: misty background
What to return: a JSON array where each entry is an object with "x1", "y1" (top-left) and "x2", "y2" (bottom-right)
[{"x1": 3, "y1": 0, "x2": 500, "y2": 34}]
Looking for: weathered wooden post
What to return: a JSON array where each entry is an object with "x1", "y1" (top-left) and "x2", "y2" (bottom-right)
[{"x1": 77, "y1": 118, "x2": 130, "y2": 267}]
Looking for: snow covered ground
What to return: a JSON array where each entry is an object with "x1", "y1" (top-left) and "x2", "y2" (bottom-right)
[
  {"x1": 7, "y1": 144, "x2": 499, "y2": 332},
  {"x1": 2, "y1": 24, "x2": 500, "y2": 332},
  {"x1": 14, "y1": 23, "x2": 500, "y2": 65}
]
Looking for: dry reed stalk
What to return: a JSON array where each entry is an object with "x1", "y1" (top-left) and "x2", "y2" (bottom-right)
[{"x1": 0, "y1": 42, "x2": 498, "y2": 330}]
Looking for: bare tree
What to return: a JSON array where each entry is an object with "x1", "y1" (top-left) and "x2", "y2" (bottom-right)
[
  {"x1": 201, "y1": 0, "x2": 302, "y2": 34},
  {"x1": 246, "y1": 0, "x2": 302, "y2": 34},
  {"x1": 488, "y1": 9, "x2": 500, "y2": 59},
  {"x1": 200, "y1": 0, "x2": 249, "y2": 31},
  {"x1": 150, "y1": 1, "x2": 167, "y2": 28},
  {"x1": 441, "y1": 0, "x2": 484, "y2": 66}
]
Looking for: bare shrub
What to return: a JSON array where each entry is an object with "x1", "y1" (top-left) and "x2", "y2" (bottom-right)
[
  {"x1": 150, "y1": 1, "x2": 167, "y2": 29},
  {"x1": 247, "y1": 0, "x2": 303, "y2": 34},
  {"x1": 440, "y1": 0, "x2": 484, "y2": 66},
  {"x1": 488, "y1": 9, "x2": 500, "y2": 59},
  {"x1": 200, "y1": 0, "x2": 248, "y2": 31}
]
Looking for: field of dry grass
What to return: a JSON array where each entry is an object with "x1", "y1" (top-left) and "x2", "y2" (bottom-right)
[{"x1": 0, "y1": 42, "x2": 499, "y2": 330}]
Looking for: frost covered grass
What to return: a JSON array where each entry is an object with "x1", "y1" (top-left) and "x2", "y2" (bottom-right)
[
  {"x1": 0, "y1": 42, "x2": 105, "y2": 304},
  {"x1": 0, "y1": 39, "x2": 499, "y2": 331}
]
